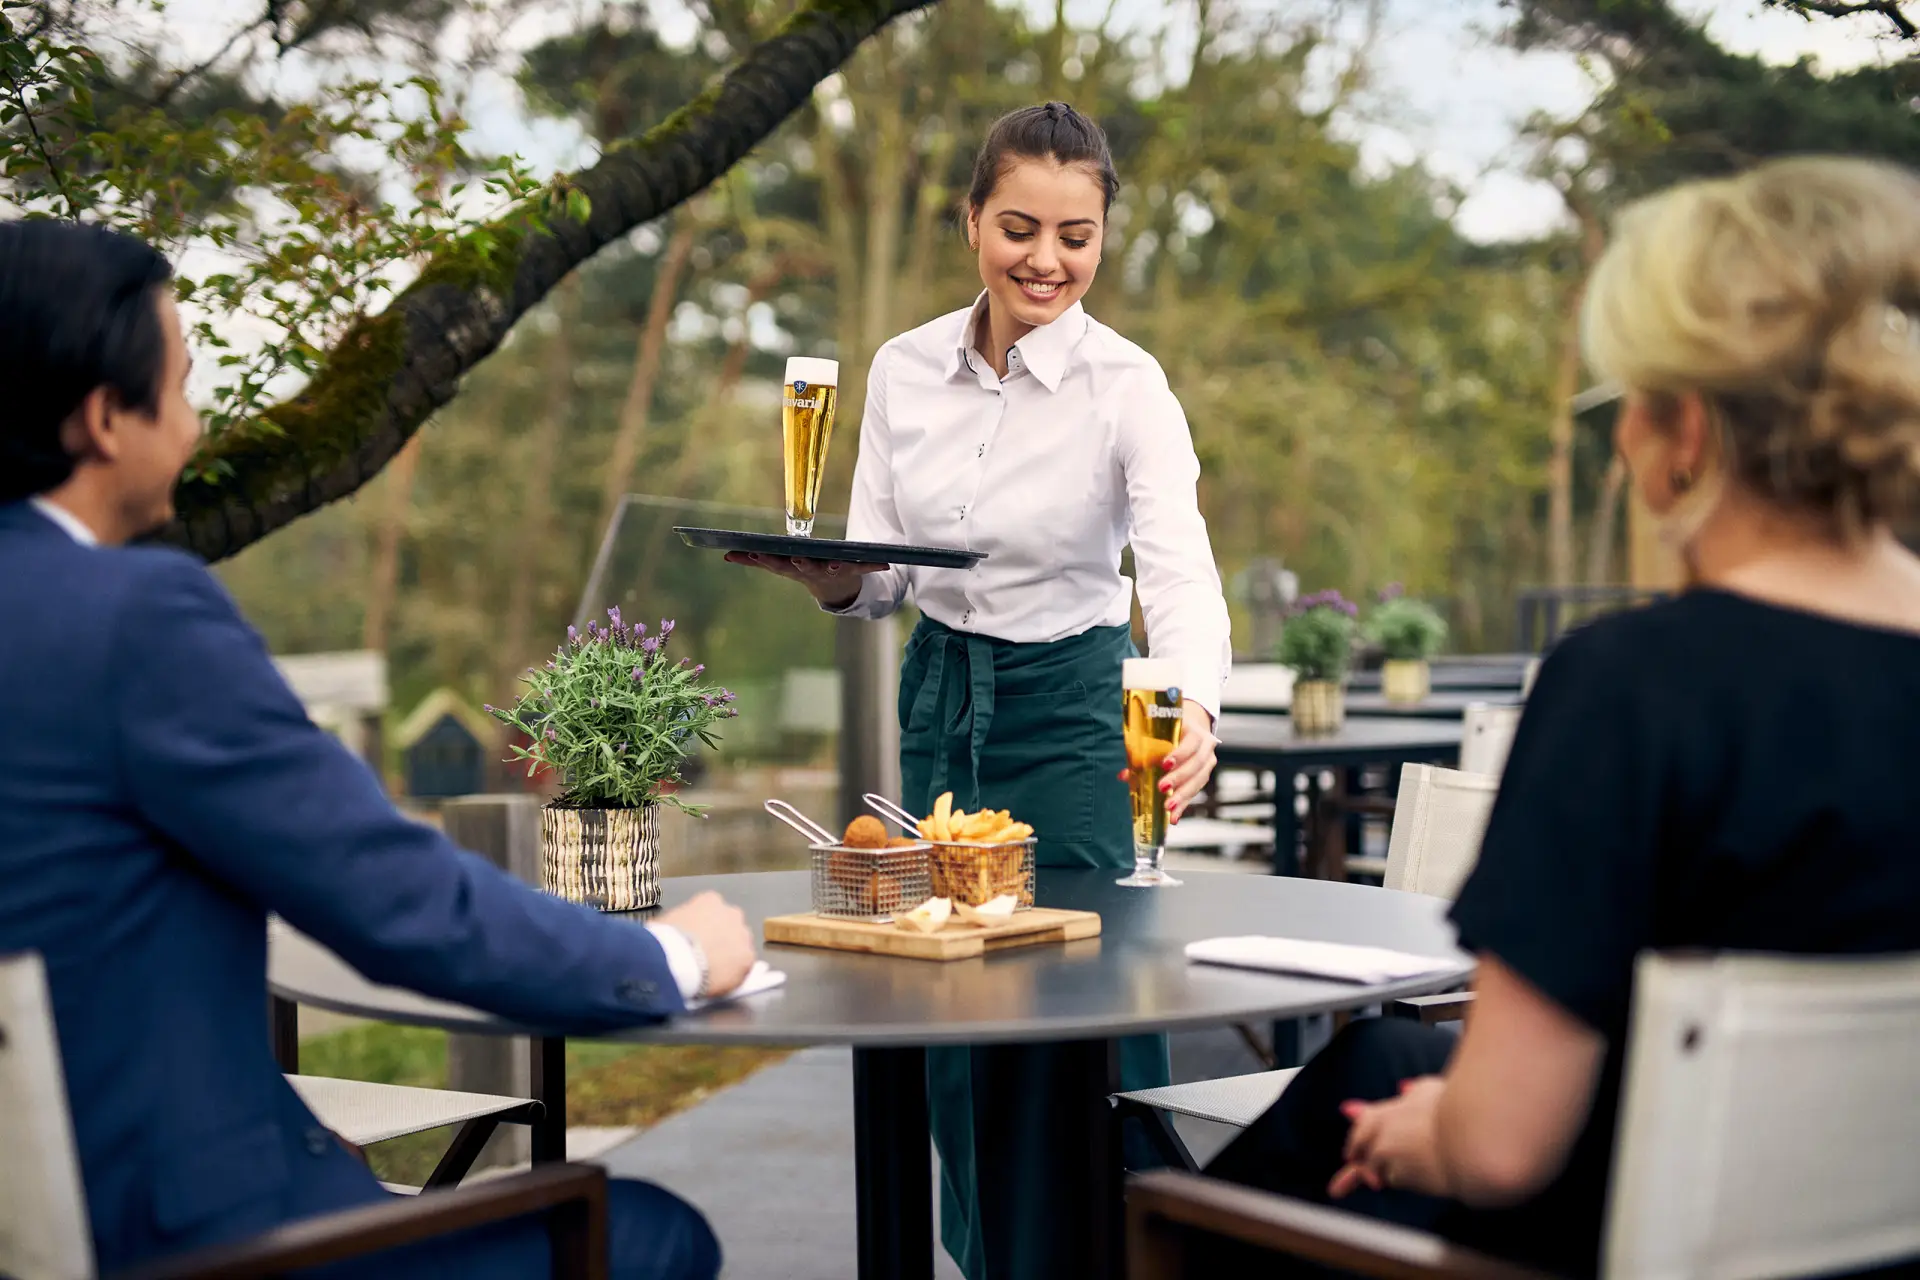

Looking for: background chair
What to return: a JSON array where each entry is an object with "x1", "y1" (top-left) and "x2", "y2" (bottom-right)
[
  {"x1": 1460, "y1": 702, "x2": 1523, "y2": 779},
  {"x1": 1111, "y1": 763, "x2": 1499, "y2": 1170},
  {"x1": 0, "y1": 950, "x2": 609, "y2": 1280},
  {"x1": 268, "y1": 917, "x2": 540, "y2": 1190},
  {"x1": 1125, "y1": 950, "x2": 1920, "y2": 1279}
]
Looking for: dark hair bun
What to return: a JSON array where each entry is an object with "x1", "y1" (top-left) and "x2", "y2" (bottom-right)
[{"x1": 967, "y1": 102, "x2": 1120, "y2": 214}]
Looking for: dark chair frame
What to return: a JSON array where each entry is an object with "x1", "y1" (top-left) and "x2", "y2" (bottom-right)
[
  {"x1": 1125, "y1": 1169, "x2": 1556, "y2": 1280},
  {"x1": 111, "y1": 1161, "x2": 610, "y2": 1280}
]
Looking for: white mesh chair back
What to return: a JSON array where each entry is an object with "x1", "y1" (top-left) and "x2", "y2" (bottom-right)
[
  {"x1": 1605, "y1": 951, "x2": 1920, "y2": 1280},
  {"x1": 1382, "y1": 764, "x2": 1497, "y2": 901},
  {"x1": 0, "y1": 952, "x2": 93, "y2": 1280},
  {"x1": 1459, "y1": 702, "x2": 1523, "y2": 779}
]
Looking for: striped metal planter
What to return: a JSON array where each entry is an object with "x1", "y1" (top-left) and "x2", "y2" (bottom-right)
[{"x1": 540, "y1": 804, "x2": 661, "y2": 911}]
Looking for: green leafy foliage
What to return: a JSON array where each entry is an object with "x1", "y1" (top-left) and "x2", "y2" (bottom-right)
[
  {"x1": 1364, "y1": 588, "x2": 1450, "y2": 662},
  {"x1": 0, "y1": 1, "x2": 572, "y2": 464},
  {"x1": 1277, "y1": 590, "x2": 1359, "y2": 683},
  {"x1": 487, "y1": 611, "x2": 738, "y2": 813}
]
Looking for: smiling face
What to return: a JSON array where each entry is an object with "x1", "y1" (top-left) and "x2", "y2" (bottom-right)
[{"x1": 967, "y1": 156, "x2": 1106, "y2": 334}]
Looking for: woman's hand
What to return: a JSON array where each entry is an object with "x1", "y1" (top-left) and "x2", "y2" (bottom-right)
[
  {"x1": 1329, "y1": 1076, "x2": 1452, "y2": 1200},
  {"x1": 724, "y1": 551, "x2": 889, "y2": 610},
  {"x1": 1160, "y1": 701, "x2": 1218, "y2": 824},
  {"x1": 1115, "y1": 700, "x2": 1218, "y2": 824}
]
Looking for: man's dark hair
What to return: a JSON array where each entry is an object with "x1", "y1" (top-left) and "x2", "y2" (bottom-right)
[
  {"x1": 966, "y1": 101, "x2": 1120, "y2": 215},
  {"x1": 0, "y1": 220, "x2": 174, "y2": 504}
]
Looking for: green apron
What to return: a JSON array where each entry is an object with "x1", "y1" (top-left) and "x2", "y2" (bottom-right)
[{"x1": 900, "y1": 616, "x2": 1171, "y2": 1280}]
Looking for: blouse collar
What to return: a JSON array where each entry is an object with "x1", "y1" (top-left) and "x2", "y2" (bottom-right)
[{"x1": 946, "y1": 291, "x2": 1088, "y2": 393}]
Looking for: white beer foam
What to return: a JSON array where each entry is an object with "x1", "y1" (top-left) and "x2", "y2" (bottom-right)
[
  {"x1": 784, "y1": 356, "x2": 839, "y2": 387},
  {"x1": 1123, "y1": 658, "x2": 1180, "y2": 690}
]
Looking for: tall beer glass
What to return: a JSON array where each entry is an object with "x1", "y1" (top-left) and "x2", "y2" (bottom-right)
[
  {"x1": 1119, "y1": 657, "x2": 1184, "y2": 887},
  {"x1": 782, "y1": 356, "x2": 839, "y2": 536}
]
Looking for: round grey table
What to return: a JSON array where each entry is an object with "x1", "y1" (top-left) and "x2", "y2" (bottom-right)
[{"x1": 270, "y1": 868, "x2": 1471, "y2": 1280}]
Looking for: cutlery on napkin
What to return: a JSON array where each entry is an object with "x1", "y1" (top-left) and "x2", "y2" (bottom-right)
[
  {"x1": 684, "y1": 960, "x2": 787, "y2": 1012},
  {"x1": 1184, "y1": 936, "x2": 1464, "y2": 986}
]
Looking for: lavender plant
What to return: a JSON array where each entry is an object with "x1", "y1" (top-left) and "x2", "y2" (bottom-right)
[
  {"x1": 487, "y1": 610, "x2": 736, "y2": 815},
  {"x1": 1277, "y1": 590, "x2": 1359, "y2": 683}
]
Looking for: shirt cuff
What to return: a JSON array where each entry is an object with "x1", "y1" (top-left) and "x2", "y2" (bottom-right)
[
  {"x1": 817, "y1": 572, "x2": 882, "y2": 619},
  {"x1": 646, "y1": 924, "x2": 704, "y2": 1000}
]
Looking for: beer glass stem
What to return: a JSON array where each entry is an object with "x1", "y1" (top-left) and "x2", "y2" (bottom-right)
[
  {"x1": 1118, "y1": 837, "x2": 1182, "y2": 887},
  {"x1": 786, "y1": 514, "x2": 814, "y2": 537}
]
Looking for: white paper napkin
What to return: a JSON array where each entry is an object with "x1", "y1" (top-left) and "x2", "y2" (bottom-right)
[
  {"x1": 683, "y1": 961, "x2": 787, "y2": 1012},
  {"x1": 1185, "y1": 936, "x2": 1463, "y2": 985}
]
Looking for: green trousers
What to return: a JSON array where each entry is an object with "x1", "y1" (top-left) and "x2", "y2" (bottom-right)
[{"x1": 900, "y1": 617, "x2": 1171, "y2": 1280}]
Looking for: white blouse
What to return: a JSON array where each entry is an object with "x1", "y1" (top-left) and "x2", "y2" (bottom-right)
[{"x1": 831, "y1": 295, "x2": 1233, "y2": 715}]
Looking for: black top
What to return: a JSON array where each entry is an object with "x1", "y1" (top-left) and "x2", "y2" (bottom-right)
[{"x1": 1448, "y1": 590, "x2": 1920, "y2": 1274}]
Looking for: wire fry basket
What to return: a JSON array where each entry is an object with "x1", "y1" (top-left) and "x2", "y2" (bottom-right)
[
  {"x1": 863, "y1": 794, "x2": 1036, "y2": 909},
  {"x1": 765, "y1": 798, "x2": 932, "y2": 922},
  {"x1": 807, "y1": 844, "x2": 933, "y2": 922}
]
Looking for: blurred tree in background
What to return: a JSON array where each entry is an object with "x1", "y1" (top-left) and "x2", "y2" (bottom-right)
[{"x1": 8, "y1": 0, "x2": 1917, "y2": 762}]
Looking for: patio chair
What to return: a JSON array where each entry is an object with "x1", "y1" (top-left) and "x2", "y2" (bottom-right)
[
  {"x1": 1111, "y1": 764, "x2": 1497, "y2": 1169},
  {"x1": 1460, "y1": 702, "x2": 1523, "y2": 779},
  {"x1": 268, "y1": 916, "x2": 542, "y2": 1190},
  {"x1": 1126, "y1": 949, "x2": 1920, "y2": 1279},
  {"x1": 0, "y1": 949, "x2": 609, "y2": 1280}
]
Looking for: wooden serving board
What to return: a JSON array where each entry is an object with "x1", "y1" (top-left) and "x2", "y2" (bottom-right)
[{"x1": 763, "y1": 907, "x2": 1100, "y2": 961}]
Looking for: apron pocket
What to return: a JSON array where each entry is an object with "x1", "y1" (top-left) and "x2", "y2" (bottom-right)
[{"x1": 985, "y1": 683, "x2": 1098, "y2": 849}]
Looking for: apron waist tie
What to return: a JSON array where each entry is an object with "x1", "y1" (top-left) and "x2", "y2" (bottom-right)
[{"x1": 905, "y1": 629, "x2": 997, "y2": 809}]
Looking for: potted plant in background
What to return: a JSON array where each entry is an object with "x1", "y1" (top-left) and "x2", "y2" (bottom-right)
[
  {"x1": 488, "y1": 609, "x2": 737, "y2": 912},
  {"x1": 1277, "y1": 590, "x2": 1358, "y2": 736},
  {"x1": 1364, "y1": 585, "x2": 1449, "y2": 705}
]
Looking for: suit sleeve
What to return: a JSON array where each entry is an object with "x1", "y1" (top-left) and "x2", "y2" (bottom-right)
[{"x1": 111, "y1": 552, "x2": 684, "y2": 1033}]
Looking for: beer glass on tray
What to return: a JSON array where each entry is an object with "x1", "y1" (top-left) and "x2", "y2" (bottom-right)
[{"x1": 782, "y1": 356, "x2": 839, "y2": 537}]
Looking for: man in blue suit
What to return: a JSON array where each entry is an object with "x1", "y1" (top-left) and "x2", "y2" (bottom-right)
[{"x1": 0, "y1": 220, "x2": 754, "y2": 1278}]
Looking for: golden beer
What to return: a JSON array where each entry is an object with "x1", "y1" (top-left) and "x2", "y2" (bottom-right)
[
  {"x1": 782, "y1": 356, "x2": 839, "y2": 536},
  {"x1": 1119, "y1": 658, "x2": 1184, "y2": 887}
]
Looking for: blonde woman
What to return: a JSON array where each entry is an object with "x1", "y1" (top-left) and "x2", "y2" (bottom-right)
[{"x1": 1206, "y1": 155, "x2": 1920, "y2": 1276}]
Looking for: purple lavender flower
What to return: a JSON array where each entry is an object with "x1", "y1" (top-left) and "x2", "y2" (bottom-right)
[
  {"x1": 608, "y1": 606, "x2": 623, "y2": 631},
  {"x1": 483, "y1": 704, "x2": 494, "y2": 713},
  {"x1": 693, "y1": 664, "x2": 705, "y2": 675},
  {"x1": 567, "y1": 625, "x2": 578, "y2": 644},
  {"x1": 636, "y1": 637, "x2": 657, "y2": 657},
  {"x1": 719, "y1": 689, "x2": 736, "y2": 703},
  {"x1": 1292, "y1": 589, "x2": 1358, "y2": 619},
  {"x1": 632, "y1": 620, "x2": 646, "y2": 638},
  {"x1": 660, "y1": 619, "x2": 675, "y2": 637},
  {"x1": 590, "y1": 698, "x2": 600, "y2": 709},
  {"x1": 544, "y1": 728, "x2": 556, "y2": 740},
  {"x1": 631, "y1": 666, "x2": 643, "y2": 682},
  {"x1": 1379, "y1": 583, "x2": 1405, "y2": 602}
]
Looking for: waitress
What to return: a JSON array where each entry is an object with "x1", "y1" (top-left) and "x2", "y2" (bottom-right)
[{"x1": 731, "y1": 101, "x2": 1232, "y2": 1279}]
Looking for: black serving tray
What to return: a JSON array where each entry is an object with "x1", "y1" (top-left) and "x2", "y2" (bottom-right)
[{"x1": 675, "y1": 527, "x2": 986, "y2": 570}]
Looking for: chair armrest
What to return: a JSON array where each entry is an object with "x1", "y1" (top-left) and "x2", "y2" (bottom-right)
[
  {"x1": 1388, "y1": 991, "x2": 1475, "y2": 1024},
  {"x1": 113, "y1": 1162, "x2": 608, "y2": 1280},
  {"x1": 1125, "y1": 1170, "x2": 1555, "y2": 1280}
]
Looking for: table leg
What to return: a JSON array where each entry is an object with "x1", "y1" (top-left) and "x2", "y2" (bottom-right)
[
  {"x1": 853, "y1": 1046, "x2": 932, "y2": 1280},
  {"x1": 529, "y1": 1035, "x2": 567, "y2": 1164},
  {"x1": 1058, "y1": 1038, "x2": 1124, "y2": 1280},
  {"x1": 1268, "y1": 770, "x2": 1301, "y2": 877},
  {"x1": 269, "y1": 995, "x2": 299, "y2": 1073}
]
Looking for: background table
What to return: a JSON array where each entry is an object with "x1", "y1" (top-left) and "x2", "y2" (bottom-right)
[
  {"x1": 271, "y1": 869, "x2": 1471, "y2": 1280},
  {"x1": 1224, "y1": 690, "x2": 1520, "y2": 721},
  {"x1": 1213, "y1": 714, "x2": 1463, "y2": 876}
]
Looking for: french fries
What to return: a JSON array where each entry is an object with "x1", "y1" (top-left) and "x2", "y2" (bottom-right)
[
  {"x1": 912, "y1": 792, "x2": 1036, "y2": 906},
  {"x1": 914, "y1": 792, "x2": 1034, "y2": 846}
]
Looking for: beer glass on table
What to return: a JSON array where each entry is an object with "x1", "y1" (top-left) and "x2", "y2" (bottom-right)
[
  {"x1": 1119, "y1": 658, "x2": 1184, "y2": 887},
  {"x1": 782, "y1": 357, "x2": 839, "y2": 537}
]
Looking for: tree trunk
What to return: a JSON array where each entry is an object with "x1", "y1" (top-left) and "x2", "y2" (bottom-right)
[
  {"x1": 1547, "y1": 201, "x2": 1605, "y2": 589},
  {"x1": 500, "y1": 276, "x2": 578, "y2": 690},
  {"x1": 164, "y1": 0, "x2": 940, "y2": 564},
  {"x1": 596, "y1": 214, "x2": 700, "y2": 544},
  {"x1": 360, "y1": 433, "x2": 422, "y2": 655}
]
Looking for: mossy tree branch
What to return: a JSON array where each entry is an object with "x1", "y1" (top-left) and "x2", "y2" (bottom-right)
[{"x1": 167, "y1": 0, "x2": 938, "y2": 563}]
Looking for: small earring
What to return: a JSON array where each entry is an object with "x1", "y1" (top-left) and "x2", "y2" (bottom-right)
[{"x1": 1670, "y1": 468, "x2": 1694, "y2": 495}]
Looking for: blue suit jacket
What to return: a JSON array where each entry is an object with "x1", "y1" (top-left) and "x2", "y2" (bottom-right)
[{"x1": 0, "y1": 502, "x2": 683, "y2": 1274}]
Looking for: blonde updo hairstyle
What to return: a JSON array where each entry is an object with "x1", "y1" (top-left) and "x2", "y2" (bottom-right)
[{"x1": 1583, "y1": 156, "x2": 1920, "y2": 540}]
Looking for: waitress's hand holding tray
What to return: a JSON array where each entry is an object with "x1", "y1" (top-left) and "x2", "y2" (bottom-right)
[{"x1": 721, "y1": 550, "x2": 890, "y2": 610}]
